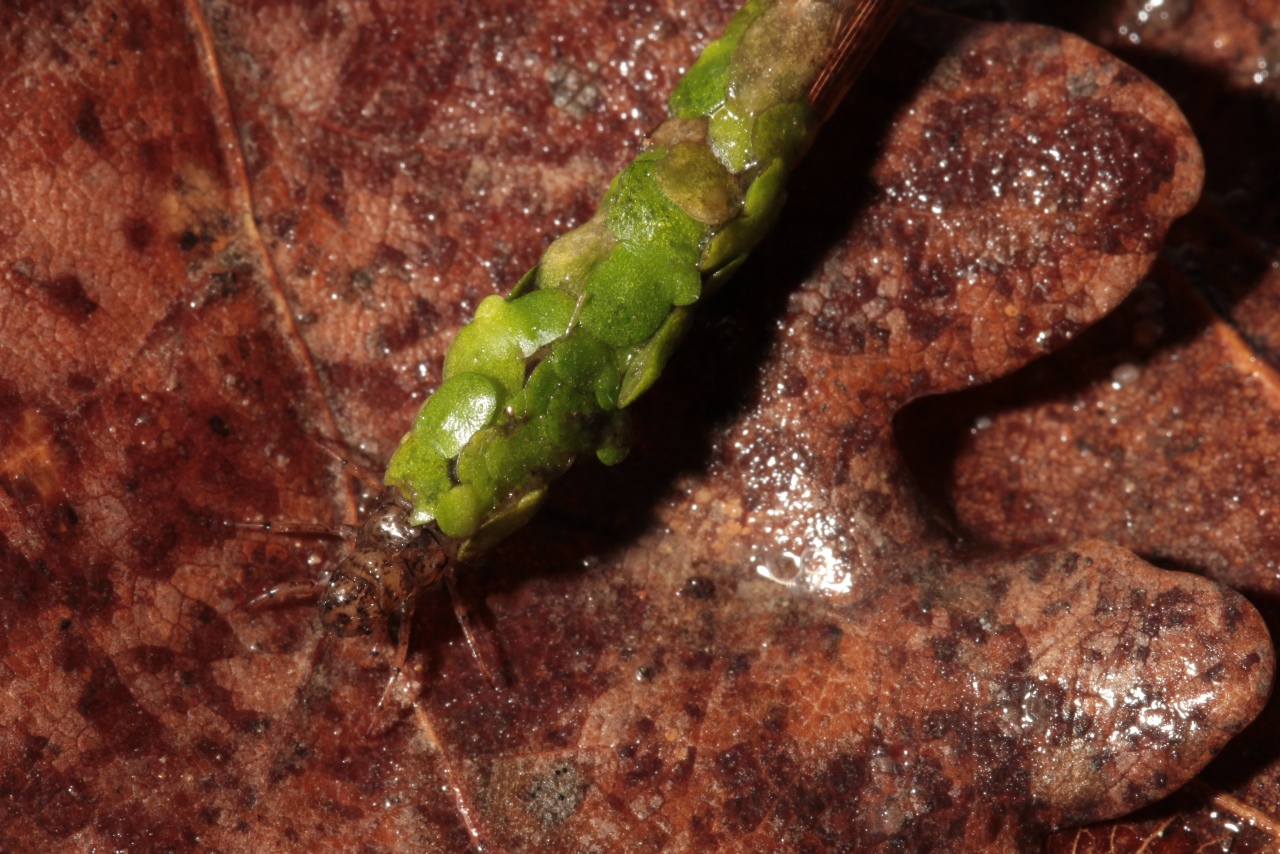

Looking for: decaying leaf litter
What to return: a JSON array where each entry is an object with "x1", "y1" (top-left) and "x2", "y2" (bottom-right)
[
  {"x1": 900, "y1": 0, "x2": 1280, "y2": 849},
  {"x1": 0, "y1": 0, "x2": 1273, "y2": 851}
]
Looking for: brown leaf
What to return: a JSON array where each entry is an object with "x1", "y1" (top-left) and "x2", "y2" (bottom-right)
[
  {"x1": 898, "y1": 0, "x2": 1280, "y2": 850},
  {"x1": 910, "y1": 261, "x2": 1280, "y2": 595},
  {"x1": 0, "y1": 2, "x2": 1268, "y2": 852},
  {"x1": 1044, "y1": 782, "x2": 1280, "y2": 853}
]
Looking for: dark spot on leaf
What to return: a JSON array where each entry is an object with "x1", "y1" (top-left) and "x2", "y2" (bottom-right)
[
  {"x1": 47, "y1": 503, "x2": 79, "y2": 540},
  {"x1": 62, "y1": 560, "x2": 116, "y2": 619},
  {"x1": 932, "y1": 637, "x2": 959, "y2": 663},
  {"x1": 76, "y1": 661, "x2": 165, "y2": 755},
  {"x1": 378, "y1": 296, "x2": 442, "y2": 353},
  {"x1": 124, "y1": 217, "x2": 154, "y2": 252},
  {"x1": 74, "y1": 97, "x2": 104, "y2": 146},
  {"x1": 716, "y1": 743, "x2": 770, "y2": 832},
  {"x1": 682, "y1": 649, "x2": 714, "y2": 671},
  {"x1": 678, "y1": 575, "x2": 716, "y2": 599},
  {"x1": 521, "y1": 762, "x2": 584, "y2": 828},
  {"x1": 67, "y1": 373, "x2": 97, "y2": 394},
  {"x1": 41, "y1": 274, "x2": 99, "y2": 319},
  {"x1": 130, "y1": 520, "x2": 179, "y2": 578}
]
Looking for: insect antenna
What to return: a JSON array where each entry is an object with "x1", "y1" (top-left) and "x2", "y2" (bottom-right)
[
  {"x1": 248, "y1": 623, "x2": 339, "y2": 792},
  {"x1": 212, "y1": 427, "x2": 372, "y2": 547}
]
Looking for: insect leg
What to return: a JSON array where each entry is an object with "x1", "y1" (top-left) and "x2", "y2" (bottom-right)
[
  {"x1": 247, "y1": 574, "x2": 331, "y2": 610},
  {"x1": 446, "y1": 567, "x2": 503, "y2": 689},
  {"x1": 367, "y1": 594, "x2": 419, "y2": 736},
  {"x1": 227, "y1": 518, "x2": 359, "y2": 539},
  {"x1": 413, "y1": 703, "x2": 489, "y2": 852}
]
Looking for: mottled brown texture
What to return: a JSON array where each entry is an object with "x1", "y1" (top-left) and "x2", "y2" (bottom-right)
[
  {"x1": 1045, "y1": 785, "x2": 1280, "y2": 853},
  {"x1": 913, "y1": 264, "x2": 1280, "y2": 596},
  {"x1": 0, "y1": 1, "x2": 1269, "y2": 852},
  {"x1": 897, "y1": 0, "x2": 1280, "y2": 851}
]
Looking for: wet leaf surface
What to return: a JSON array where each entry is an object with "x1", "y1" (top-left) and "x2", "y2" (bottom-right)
[
  {"x1": 0, "y1": 1, "x2": 1272, "y2": 851},
  {"x1": 1041, "y1": 782, "x2": 1280, "y2": 853},
  {"x1": 900, "y1": 0, "x2": 1280, "y2": 849}
]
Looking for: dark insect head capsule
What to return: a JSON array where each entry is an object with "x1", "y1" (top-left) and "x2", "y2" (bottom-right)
[
  {"x1": 317, "y1": 490, "x2": 453, "y2": 637},
  {"x1": 318, "y1": 571, "x2": 379, "y2": 636}
]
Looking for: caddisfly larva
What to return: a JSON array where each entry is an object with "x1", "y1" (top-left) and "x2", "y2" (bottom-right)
[{"x1": 256, "y1": 0, "x2": 907, "y2": 710}]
